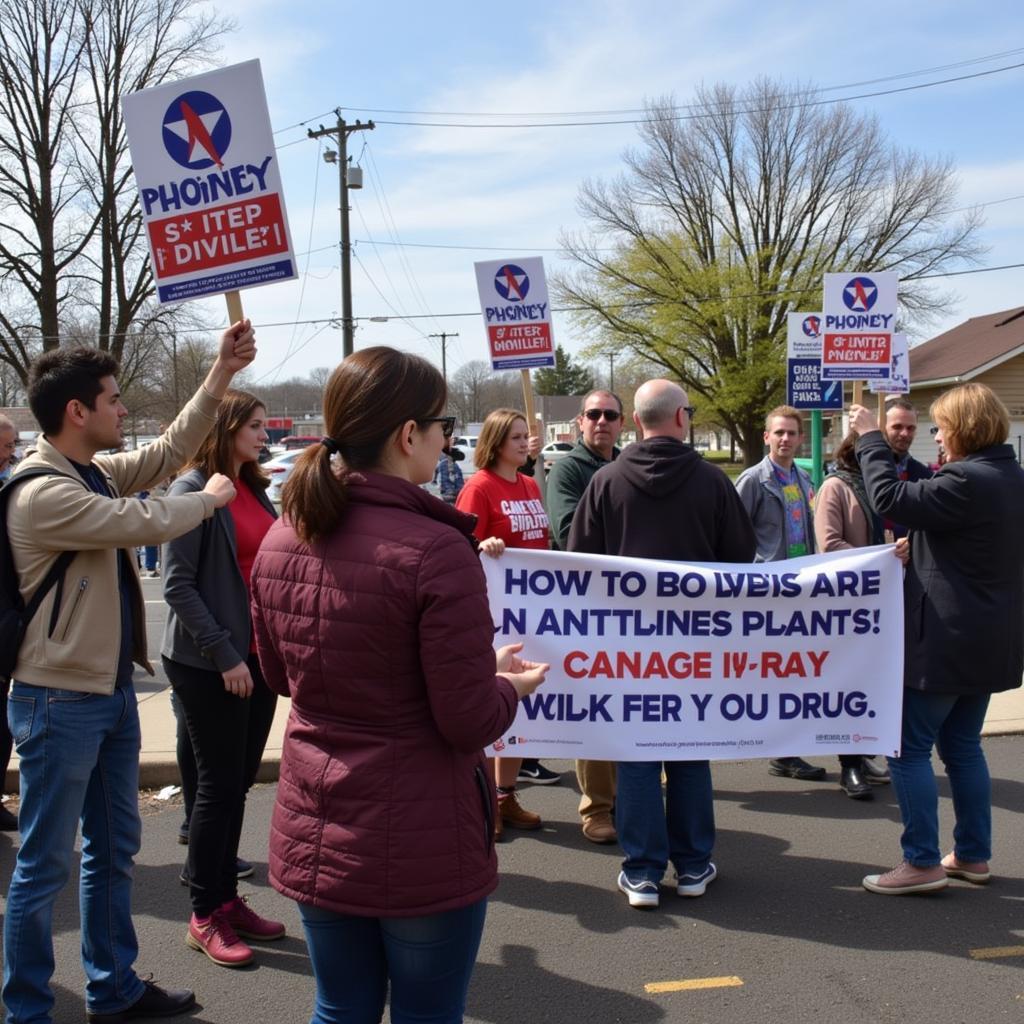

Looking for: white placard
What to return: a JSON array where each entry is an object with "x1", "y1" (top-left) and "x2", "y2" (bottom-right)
[
  {"x1": 474, "y1": 257, "x2": 556, "y2": 371},
  {"x1": 123, "y1": 59, "x2": 296, "y2": 305},
  {"x1": 484, "y1": 547, "x2": 904, "y2": 761}
]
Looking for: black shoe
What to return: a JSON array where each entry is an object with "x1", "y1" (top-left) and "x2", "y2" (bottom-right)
[
  {"x1": 840, "y1": 765, "x2": 873, "y2": 799},
  {"x1": 86, "y1": 978, "x2": 196, "y2": 1023},
  {"x1": 179, "y1": 859, "x2": 254, "y2": 886},
  {"x1": 516, "y1": 759, "x2": 562, "y2": 785},
  {"x1": 860, "y1": 757, "x2": 891, "y2": 784},
  {"x1": 768, "y1": 757, "x2": 827, "y2": 781},
  {"x1": 0, "y1": 803, "x2": 18, "y2": 831},
  {"x1": 177, "y1": 821, "x2": 189, "y2": 845}
]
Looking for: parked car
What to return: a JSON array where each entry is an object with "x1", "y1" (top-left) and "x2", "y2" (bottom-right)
[
  {"x1": 451, "y1": 435, "x2": 479, "y2": 476},
  {"x1": 264, "y1": 449, "x2": 305, "y2": 504},
  {"x1": 539, "y1": 441, "x2": 574, "y2": 462}
]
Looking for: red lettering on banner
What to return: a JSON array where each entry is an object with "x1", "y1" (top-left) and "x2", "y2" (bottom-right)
[
  {"x1": 147, "y1": 194, "x2": 289, "y2": 275},
  {"x1": 488, "y1": 322, "x2": 553, "y2": 357}
]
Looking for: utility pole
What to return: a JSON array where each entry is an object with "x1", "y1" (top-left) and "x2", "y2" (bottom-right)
[
  {"x1": 308, "y1": 110, "x2": 375, "y2": 358},
  {"x1": 608, "y1": 351, "x2": 615, "y2": 392},
  {"x1": 428, "y1": 331, "x2": 459, "y2": 387}
]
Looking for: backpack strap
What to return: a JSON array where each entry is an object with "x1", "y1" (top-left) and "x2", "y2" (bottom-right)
[{"x1": 3, "y1": 467, "x2": 80, "y2": 629}]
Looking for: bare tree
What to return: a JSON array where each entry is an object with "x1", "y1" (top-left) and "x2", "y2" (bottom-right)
[
  {"x1": 448, "y1": 360, "x2": 522, "y2": 427},
  {"x1": 556, "y1": 80, "x2": 983, "y2": 465},
  {"x1": 0, "y1": 0, "x2": 229, "y2": 382}
]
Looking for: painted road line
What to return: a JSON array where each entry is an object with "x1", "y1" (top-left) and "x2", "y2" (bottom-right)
[
  {"x1": 645, "y1": 977, "x2": 744, "y2": 994},
  {"x1": 969, "y1": 946, "x2": 1024, "y2": 960}
]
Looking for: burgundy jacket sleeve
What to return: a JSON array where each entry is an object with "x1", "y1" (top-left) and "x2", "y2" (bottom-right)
[
  {"x1": 416, "y1": 530, "x2": 518, "y2": 752},
  {"x1": 250, "y1": 551, "x2": 291, "y2": 697}
]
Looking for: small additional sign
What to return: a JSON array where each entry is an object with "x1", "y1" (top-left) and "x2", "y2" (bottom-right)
[
  {"x1": 869, "y1": 334, "x2": 910, "y2": 394},
  {"x1": 123, "y1": 60, "x2": 296, "y2": 305},
  {"x1": 786, "y1": 313, "x2": 843, "y2": 410},
  {"x1": 474, "y1": 257, "x2": 556, "y2": 371}
]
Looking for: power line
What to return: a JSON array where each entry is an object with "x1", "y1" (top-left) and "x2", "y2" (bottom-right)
[
  {"x1": 337, "y1": 47, "x2": 1024, "y2": 118},
  {"x1": 366, "y1": 60, "x2": 1024, "y2": 129}
]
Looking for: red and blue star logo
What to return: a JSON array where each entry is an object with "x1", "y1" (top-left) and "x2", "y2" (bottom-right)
[
  {"x1": 842, "y1": 277, "x2": 878, "y2": 312},
  {"x1": 162, "y1": 90, "x2": 232, "y2": 170},
  {"x1": 494, "y1": 264, "x2": 530, "y2": 302}
]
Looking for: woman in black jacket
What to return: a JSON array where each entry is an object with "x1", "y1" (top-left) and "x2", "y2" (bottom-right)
[
  {"x1": 850, "y1": 383, "x2": 1024, "y2": 895},
  {"x1": 161, "y1": 390, "x2": 283, "y2": 965}
]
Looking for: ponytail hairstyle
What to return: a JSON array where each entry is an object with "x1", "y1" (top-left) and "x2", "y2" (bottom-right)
[
  {"x1": 185, "y1": 388, "x2": 269, "y2": 492},
  {"x1": 282, "y1": 346, "x2": 446, "y2": 545}
]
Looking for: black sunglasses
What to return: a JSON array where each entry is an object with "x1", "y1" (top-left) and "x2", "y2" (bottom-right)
[
  {"x1": 682, "y1": 406, "x2": 696, "y2": 417},
  {"x1": 421, "y1": 416, "x2": 456, "y2": 438},
  {"x1": 929, "y1": 426, "x2": 939, "y2": 435},
  {"x1": 583, "y1": 408, "x2": 621, "y2": 422}
]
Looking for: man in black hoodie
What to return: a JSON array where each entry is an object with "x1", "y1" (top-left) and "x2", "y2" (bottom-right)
[{"x1": 568, "y1": 379, "x2": 756, "y2": 909}]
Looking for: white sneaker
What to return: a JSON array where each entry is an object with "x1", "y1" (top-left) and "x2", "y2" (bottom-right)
[
  {"x1": 617, "y1": 870, "x2": 659, "y2": 908},
  {"x1": 676, "y1": 862, "x2": 717, "y2": 897}
]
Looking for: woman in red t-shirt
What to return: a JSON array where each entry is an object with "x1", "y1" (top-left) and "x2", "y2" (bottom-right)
[{"x1": 457, "y1": 409, "x2": 551, "y2": 838}]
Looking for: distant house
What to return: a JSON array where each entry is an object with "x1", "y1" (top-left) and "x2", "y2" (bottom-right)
[{"x1": 907, "y1": 306, "x2": 1024, "y2": 464}]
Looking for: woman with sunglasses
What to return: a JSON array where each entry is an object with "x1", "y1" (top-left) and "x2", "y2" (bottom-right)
[
  {"x1": 456, "y1": 408, "x2": 552, "y2": 840},
  {"x1": 250, "y1": 350, "x2": 547, "y2": 1023}
]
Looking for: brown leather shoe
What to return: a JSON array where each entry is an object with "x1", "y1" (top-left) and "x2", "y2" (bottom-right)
[
  {"x1": 582, "y1": 813, "x2": 617, "y2": 844},
  {"x1": 498, "y1": 791, "x2": 542, "y2": 830}
]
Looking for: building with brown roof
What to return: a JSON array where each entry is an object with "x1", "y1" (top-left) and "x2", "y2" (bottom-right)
[{"x1": 906, "y1": 305, "x2": 1024, "y2": 464}]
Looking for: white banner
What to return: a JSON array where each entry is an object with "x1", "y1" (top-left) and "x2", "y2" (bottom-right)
[{"x1": 484, "y1": 547, "x2": 904, "y2": 761}]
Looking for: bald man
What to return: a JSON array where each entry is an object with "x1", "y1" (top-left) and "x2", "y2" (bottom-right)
[{"x1": 568, "y1": 379, "x2": 755, "y2": 909}]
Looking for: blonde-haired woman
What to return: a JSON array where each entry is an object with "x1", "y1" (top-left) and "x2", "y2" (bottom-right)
[
  {"x1": 850, "y1": 383, "x2": 1024, "y2": 894},
  {"x1": 456, "y1": 408, "x2": 551, "y2": 838}
]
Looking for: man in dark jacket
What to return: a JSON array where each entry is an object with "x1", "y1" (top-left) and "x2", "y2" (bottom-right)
[
  {"x1": 568, "y1": 379, "x2": 755, "y2": 909},
  {"x1": 546, "y1": 389, "x2": 624, "y2": 843}
]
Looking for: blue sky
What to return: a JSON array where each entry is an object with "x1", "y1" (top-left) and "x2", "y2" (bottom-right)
[{"x1": 189, "y1": 0, "x2": 1024, "y2": 385}]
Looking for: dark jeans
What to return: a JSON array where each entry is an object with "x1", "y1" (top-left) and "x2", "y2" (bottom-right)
[
  {"x1": 163, "y1": 654, "x2": 277, "y2": 916},
  {"x1": 1, "y1": 678, "x2": 12, "y2": 794},
  {"x1": 297, "y1": 899, "x2": 487, "y2": 1024}
]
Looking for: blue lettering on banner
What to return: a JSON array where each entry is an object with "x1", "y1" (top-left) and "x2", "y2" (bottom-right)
[
  {"x1": 485, "y1": 302, "x2": 548, "y2": 323},
  {"x1": 142, "y1": 156, "x2": 274, "y2": 216},
  {"x1": 824, "y1": 313, "x2": 894, "y2": 330}
]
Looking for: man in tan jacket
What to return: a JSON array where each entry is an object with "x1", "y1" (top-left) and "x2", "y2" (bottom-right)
[{"x1": 3, "y1": 321, "x2": 255, "y2": 1024}]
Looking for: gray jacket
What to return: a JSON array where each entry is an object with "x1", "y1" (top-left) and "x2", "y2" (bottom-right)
[
  {"x1": 160, "y1": 468, "x2": 277, "y2": 672},
  {"x1": 734, "y1": 455, "x2": 816, "y2": 562}
]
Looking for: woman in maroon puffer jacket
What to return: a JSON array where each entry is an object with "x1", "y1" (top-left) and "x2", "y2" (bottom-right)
[{"x1": 250, "y1": 347, "x2": 547, "y2": 1024}]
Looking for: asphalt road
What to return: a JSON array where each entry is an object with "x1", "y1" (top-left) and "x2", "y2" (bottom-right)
[{"x1": 2, "y1": 737, "x2": 1023, "y2": 1024}]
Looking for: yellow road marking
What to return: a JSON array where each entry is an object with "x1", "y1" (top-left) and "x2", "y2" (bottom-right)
[
  {"x1": 969, "y1": 946, "x2": 1024, "y2": 960},
  {"x1": 645, "y1": 976, "x2": 744, "y2": 993}
]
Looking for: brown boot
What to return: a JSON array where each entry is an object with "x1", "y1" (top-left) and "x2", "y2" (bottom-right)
[{"x1": 499, "y1": 790, "x2": 542, "y2": 830}]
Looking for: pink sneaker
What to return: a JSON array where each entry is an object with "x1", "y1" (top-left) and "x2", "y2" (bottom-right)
[
  {"x1": 186, "y1": 911, "x2": 254, "y2": 967},
  {"x1": 220, "y1": 896, "x2": 286, "y2": 941},
  {"x1": 862, "y1": 861, "x2": 948, "y2": 895},
  {"x1": 941, "y1": 852, "x2": 991, "y2": 884}
]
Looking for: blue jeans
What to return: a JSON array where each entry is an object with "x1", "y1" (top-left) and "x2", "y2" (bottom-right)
[
  {"x1": 3, "y1": 684, "x2": 145, "y2": 1024},
  {"x1": 887, "y1": 689, "x2": 992, "y2": 867},
  {"x1": 615, "y1": 760, "x2": 715, "y2": 883},
  {"x1": 297, "y1": 899, "x2": 487, "y2": 1024}
]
